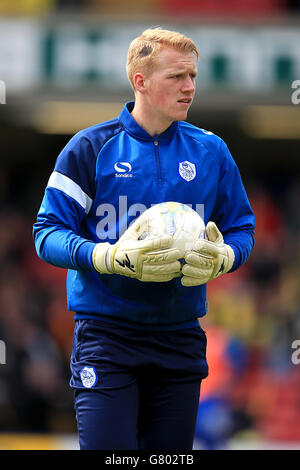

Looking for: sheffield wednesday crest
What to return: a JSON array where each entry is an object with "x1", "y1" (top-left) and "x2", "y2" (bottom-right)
[
  {"x1": 179, "y1": 161, "x2": 196, "y2": 182},
  {"x1": 80, "y1": 366, "x2": 97, "y2": 388}
]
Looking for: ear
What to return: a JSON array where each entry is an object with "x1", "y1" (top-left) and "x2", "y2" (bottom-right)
[{"x1": 133, "y1": 72, "x2": 147, "y2": 94}]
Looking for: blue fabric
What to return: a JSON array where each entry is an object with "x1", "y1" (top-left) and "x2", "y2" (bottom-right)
[
  {"x1": 33, "y1": 101, "x2": 255, "y2": 328},
  {"x1": 71, "y1": 319, "x2": 207, "y2": 450}
]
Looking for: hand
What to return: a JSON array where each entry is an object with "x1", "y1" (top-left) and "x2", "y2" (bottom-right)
[
  {"x1": 92, "y1": 213, "x2": 181, "y2": 282},
  {"x1": 181, "y1": 221, "x2": 235, "y2": 287}
]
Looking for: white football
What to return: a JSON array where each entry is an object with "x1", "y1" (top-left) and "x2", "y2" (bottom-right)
[{"x1": 138, "y1": 201, "x2": 205, "y2": 258}]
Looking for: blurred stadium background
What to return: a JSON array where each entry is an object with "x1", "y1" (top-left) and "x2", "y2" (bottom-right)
[{"x1": 0, "y1": 0, "x2": 300, "y2": 451}]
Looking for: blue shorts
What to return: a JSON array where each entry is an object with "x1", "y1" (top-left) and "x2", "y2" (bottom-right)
[{"x1": 70, "y1": 319, "x2": 208, "y2": 450}]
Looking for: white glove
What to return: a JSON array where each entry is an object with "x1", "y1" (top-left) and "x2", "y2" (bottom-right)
[
  {"x1": 181, "y1": 221, "x2": 235, "y2": 287},
  {"x1": 92, "y1": 213, "x2": 181, "y2": 282}
]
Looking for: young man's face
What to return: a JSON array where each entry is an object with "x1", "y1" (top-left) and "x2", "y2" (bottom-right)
[{"x1": 143, "y1": 47, "x2": 197, "y2": 126}]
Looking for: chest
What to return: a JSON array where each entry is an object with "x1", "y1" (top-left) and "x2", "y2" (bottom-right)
[{"x1": 95, "y1": 134, "x2": 219, "y2": 208}]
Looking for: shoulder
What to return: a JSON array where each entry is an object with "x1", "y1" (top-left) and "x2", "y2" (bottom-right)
[
  {"x1": 69, "y1": 117, "x2": 123, "y2": 150},
  {"x1": 177, "y1": 121, "x2": 230, "y2": 166},
  {"x1": 55, "y1": 118, "x2": 124, "y2": 177},
  {"x1": 178, "y1": 121, "x2": 225, "y2": 148}
]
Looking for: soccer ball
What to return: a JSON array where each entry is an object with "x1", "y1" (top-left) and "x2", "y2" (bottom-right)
[{"x1": 138, "y1": 201, "x2": 205, "y2": 258}]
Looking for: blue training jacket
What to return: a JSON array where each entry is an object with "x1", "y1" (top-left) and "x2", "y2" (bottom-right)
[{"x1": 33, "y1": 101, "x2": 255, "y2": 330}]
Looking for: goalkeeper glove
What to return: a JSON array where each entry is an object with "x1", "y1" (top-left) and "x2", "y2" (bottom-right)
[
  {"x1": 92, "y1": 213, "x2": 181, "y2": 282},
  {"x1": 181, "y1": 221, "x2": 235, "y2": 287}
]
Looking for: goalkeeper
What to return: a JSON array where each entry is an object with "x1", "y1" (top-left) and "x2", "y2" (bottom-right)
[{"x1": 33, "y1": 27, "x2": 255, "y2": 450}]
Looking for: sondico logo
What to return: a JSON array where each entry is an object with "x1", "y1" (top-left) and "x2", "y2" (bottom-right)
[{"x1": 114, "y1": 162, "x2": 132, "y2": 178}]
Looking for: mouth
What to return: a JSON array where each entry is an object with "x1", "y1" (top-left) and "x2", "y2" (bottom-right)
[{"x1": 177, "y1": 98, "x2": 192, "y2": 105}]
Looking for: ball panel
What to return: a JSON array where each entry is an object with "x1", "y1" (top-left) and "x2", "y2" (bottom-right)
[{"x1": 138, "y1": 201, "x2": 205, "y2": 258}]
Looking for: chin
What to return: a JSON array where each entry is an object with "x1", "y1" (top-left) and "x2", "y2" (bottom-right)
[{"x1": 173, "y1": 111, "x2": 188, "y2": 122}]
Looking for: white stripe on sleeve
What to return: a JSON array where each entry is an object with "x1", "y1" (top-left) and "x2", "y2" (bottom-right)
[{"x1": 47, "y1": 171, "x2": 93, "y2": 214}]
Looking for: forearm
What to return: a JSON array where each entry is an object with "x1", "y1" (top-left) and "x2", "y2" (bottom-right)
[
  {"x1": 224, "y1": 227, "x2": 255, "y2": 272},
  {"x1": 34, "y1": 226, "x2": 96, "y2": 271}
]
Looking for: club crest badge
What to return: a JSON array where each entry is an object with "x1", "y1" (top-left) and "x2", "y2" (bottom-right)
[
  {"x1": 179, "y1": 161, "x2": 196, "y2": 182},
  {"x1": 80, "y1": 366, "x2": 97, "y2": 388}
]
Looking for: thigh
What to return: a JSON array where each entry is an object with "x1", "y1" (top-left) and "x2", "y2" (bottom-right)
[
  {"x1": 70, "y1": 320, "x2": 141, "y2": 450},
  {"x1": 137, "y1": 325, "x2": 207, "y2": 450},
  {"x1": 74, "y1": 381, "x2": 139, "y2": 450},
  {"x1": 137, "y1": 375, "x2": 201, "y2": 450}
]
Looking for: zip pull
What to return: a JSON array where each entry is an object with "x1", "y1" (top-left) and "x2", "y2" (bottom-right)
[{"x1": 153, "y1": 134, "x2": 162, "y2": 183}]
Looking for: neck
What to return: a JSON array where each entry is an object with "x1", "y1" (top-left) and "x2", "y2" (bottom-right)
[{"x1": 131, "y1": 99, "x2": 172, "y2": 137}]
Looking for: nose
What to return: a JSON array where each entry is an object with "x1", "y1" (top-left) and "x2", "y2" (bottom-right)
[{"x1": 181, "y1": 75, "x2": 195, "y2": 93}]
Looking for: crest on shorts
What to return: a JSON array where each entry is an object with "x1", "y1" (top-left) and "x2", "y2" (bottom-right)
[
  {"x1": 179, "y1": 161, "x2": 196, "y2": 182},
  {"x1": 80, "y1": 366, "x2": 97, "y2": 388}
]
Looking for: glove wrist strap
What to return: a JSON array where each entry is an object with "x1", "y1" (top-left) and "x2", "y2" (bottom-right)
[
  {"x1": 92, "y1": 243, "x2": 112, "y2": 274},
  {"x1": 107, "y1": 244, "x2": 119, "y2": 273},
  {"x1": 226, "y1": 245, "x2": 235, "y2": 272}
]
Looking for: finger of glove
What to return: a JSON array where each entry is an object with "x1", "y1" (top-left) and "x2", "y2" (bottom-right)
[
  {"x1": 144, "y1": 248, "x2": 181, "y2": 264},
  {"x1": 139, "y1": 234, "x2": 173, "y2": 252},
  {"x1": 140, "y1": 273, "x2": 178, "y2": 282},
  {"x1": 119, "y1": 235, "x2": 172, "y2": 253},
  {"x1": 118, "y1": 215, "x2": 150, "y2": 242},
  {"x1": 205, "y1": 221, "x2": 224, "y2": 244},
  {"x1": 143, "y1": 260, "x2": 181, "y2": 275},
  {"x1": 185, "y1": 251, "x2": 215, "y2": 269},
  {"x1": 181, "y1": 275, "x2": 208, "y2": 287},
  {"x1": 182, "y1": 263, "x2": 212, "y2": 280},
  {"x1": 191, "y1": 239, "x2": 220, "y2": 258}
]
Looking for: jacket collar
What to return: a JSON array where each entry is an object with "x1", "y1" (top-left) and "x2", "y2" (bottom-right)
[{"x1": 119, "y1": 101, "x2": 178, "y2": 142}]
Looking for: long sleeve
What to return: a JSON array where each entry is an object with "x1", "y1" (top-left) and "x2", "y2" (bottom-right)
[
  {"x1": 33, "y1": 130, "x2": 99, "y2": 272},
  {"x1": 33, "y1": 187, "x2": 96, "y2": 271},
  {"x1": 211, "y1": 140, "x2": 255, "y2": 272}
]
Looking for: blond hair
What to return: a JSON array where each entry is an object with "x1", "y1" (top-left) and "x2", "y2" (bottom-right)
[{"x1": 126, "y1": 27, "x2": 199, "y2": 91}]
